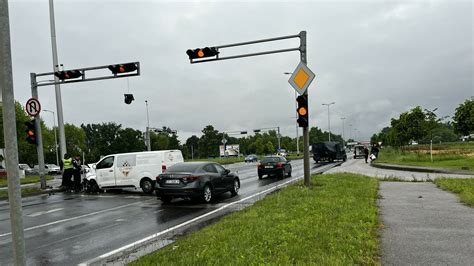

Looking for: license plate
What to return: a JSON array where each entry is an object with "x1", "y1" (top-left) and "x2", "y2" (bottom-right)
[
  {"x1": 165, "y1": 179, "x2": 180, "y2": 184},
  {"x1": 265, "y1": 166, "x2": 273, "y2": 169}
]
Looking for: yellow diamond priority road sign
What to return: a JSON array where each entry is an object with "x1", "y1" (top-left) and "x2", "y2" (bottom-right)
[{"x1": 288, "y1": 61, "x2": 315, "y2": 95}]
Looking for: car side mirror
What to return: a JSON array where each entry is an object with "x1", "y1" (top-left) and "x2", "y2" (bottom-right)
[{"x1": 224, "y1": 169, "x2": 230, "y2": 175}]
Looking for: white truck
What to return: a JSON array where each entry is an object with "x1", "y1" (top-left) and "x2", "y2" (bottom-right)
[{"x1": 85, "y1": 150, "x2": 183, "y2": 194}]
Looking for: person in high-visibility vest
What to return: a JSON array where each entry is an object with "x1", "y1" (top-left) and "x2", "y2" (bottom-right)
[{"x1": 60, "y1": 153, "x2": 74, "y2": 191}]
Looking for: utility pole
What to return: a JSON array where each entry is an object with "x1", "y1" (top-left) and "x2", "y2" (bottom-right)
[
  {"x1": 49, "y1": 0, "x2": 67, "y2": 160},
  {"x1": 0, "y1": 0, "x2": 26, "y2": 263},
  {"x1": 277, "y1": 126, "x2": 281, "y2": 152},
  {"x1": 30, "y1": 74, "x2": 47, "y2": 189},
  {"x1": 322, "y1": 102, "x2": 335, "y2": 141},
  {"x1": 299, "y1": 31, "x2": 311, "y2": 186}
]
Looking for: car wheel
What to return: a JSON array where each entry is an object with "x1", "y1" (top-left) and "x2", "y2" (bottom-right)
[
  {"x1": 140, "y1": 178, "x2": 154, "y2": 194},
  {"x1": 230, "y1": 179, "x2": 240, "y2": 196},
  {"x1": 287, "y1": 170, "x2": 292, "y2": 177},
  {"x1": 202, "y1": 184, "x2": 212, "y2": 203},
  {"x1": 258, "y1": 173, "x2": 263, "y2": 179},
  {"x1": 160, "y1": 196, "x2": 172, "y2": 204},
  {"x1": 85, "y1": 179, "x2": 99, "y2": 193}
]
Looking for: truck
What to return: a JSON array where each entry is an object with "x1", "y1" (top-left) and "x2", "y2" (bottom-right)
[
  {"x1": 312, "y1": 141, "x2": 347, "y2": 163},
  {"x1": 84, "y1": 150, "x2": 184, "y2": 194}
]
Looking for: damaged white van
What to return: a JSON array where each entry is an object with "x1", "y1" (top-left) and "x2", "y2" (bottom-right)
[{"x1": 85, "y1": 150, "x2": 183, "y2": 194}]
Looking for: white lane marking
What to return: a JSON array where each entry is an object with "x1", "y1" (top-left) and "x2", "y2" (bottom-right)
[
  {"x1": 27, "y1": 208, "x2": 64, "y2": 217},
  {"x1": 0, "y1": 199, "x2": 154, "y2": 238},
  {"x1": 80, "y1": 175, "x2": 309, "y2": 265}
]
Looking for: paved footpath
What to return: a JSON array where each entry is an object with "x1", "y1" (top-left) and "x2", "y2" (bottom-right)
[{"x1": 327, "y1": 158, "x2": 473, "y2": 265}]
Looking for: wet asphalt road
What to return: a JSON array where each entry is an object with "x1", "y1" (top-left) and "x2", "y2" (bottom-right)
[{"x1": 0, "y1": 159, "x2": 334, "y2": 265}]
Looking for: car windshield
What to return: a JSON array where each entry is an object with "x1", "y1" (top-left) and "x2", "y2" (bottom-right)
[
  {"x1": 261, "y1": 157, "x2": 281, "y2": 163},
  {"x1": 167, "y1": 163, "x2": 202, "y2": 173}
]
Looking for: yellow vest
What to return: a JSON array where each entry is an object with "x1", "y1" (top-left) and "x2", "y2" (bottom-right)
[{"x1": 63, "y1": 158, "x2": 73, "y2": 170}]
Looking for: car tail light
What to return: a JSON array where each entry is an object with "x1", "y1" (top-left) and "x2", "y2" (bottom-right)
[
  {"x1": 162, "y1": 164, "x2": 166, "y2": 173},
  {"x1": 184, "y1": 175, "x2": 200, "y2": 183},
  {"x1": 276, "y1": 162, "x2": 283, "y2": 168}
]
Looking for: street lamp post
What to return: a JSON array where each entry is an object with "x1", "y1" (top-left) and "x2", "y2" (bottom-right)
[
  {"x1": 284, "y1": 72, "x2": 299, "y2": 154},
  {"x1": 322, "y1": 102, "x2": 335, "y2": 141},
  {"x1": 341, "y1": 117, "x2": 346, "y2": 148},
  {"x1": 43, "y1": 109, "x2": 59, "y2": 166},
  {"x1": 145, "y1": 100, "x2": 151, "y2": 151}
]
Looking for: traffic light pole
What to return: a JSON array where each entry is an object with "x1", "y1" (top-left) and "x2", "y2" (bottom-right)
[
  {"x1": 30, "y1": 62, "x2": 140, "y2": 190},
  {"x1": 30, "y1": 73, "x2": 47, "y2": 189},
  {"x1": 299, "y1": 31, "x2": 311, "y2": 187},
  {"x1": 187, "y1": 31, "x2": 311, "y2": 186}
]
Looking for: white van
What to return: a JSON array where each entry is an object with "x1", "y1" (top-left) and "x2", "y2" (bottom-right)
[{"x1": 89, "y1": 150, "x2": 183, "y2": 194}]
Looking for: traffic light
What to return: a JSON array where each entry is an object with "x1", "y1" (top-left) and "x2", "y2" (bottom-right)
[
  {"x1": 186, "y1": 47, "x2": 219, "y2": 60},
  {"x1": 296, "y1": 95, "x2": 309, "y2": 128},
  {"x1": 54, "y1": 70, "x2": 82, "y2": 80},
  {"x1": 253, "y1": 129, "x2": 261, "y2": 133},
  {"x1": 124, "y1": 94, "x2": 134, "y2": 104},
  {"x1": 25, "y1": 120, "x2": 37, "y2": 145},
  {"x1": 108, "y1": 63, "x2": 138, "y2": 74},
  {"x1": 240, "y1": 131, "x2": 247, "y2": 135}
]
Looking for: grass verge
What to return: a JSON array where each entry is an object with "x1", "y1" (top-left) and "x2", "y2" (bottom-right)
[
  {"x1": 434, "y1": 178, "x2": 474, "y2": 207},
  {"x1": 0, "y1": 187, "x2": 43, "y2": 199},
  {"x1": 376, "y1": 147, "x2": 474, "y2": 171},
  {"x1": 131, "y1": 173, "x2": 380, "y2": 265},
  {"x1": 0, "y1": 175, "x2": 53, "y2": 187}
]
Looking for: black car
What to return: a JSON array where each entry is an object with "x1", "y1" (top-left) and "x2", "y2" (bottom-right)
[
  {"x1": 155, "y1": 162, "x2": 240, "y2": 204},
  {"x1": 244, "y1": 154, "x2": 258, "y2": 163},
  {"x1": 257, "y1": 156, "x2": 292, "y2": 179}
]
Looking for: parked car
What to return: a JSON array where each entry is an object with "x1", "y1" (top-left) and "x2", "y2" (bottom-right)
[
  {"x1": 86, "y1": 150, "x2": 184, "y2": 194},
  {"x1": 18, "y1": 163, "x2": 34, "y2": 175},
  {"x1": 312, "y1": 141, "x2": 347, "y2": 163},
  {"x1": 244, "y1": 154, "x2": 258, "y2": 163},
  {"x1": 257, "y1": 156, "x2": 292, "y2": 179},
  {"x1": 155, "y1": 162, "x2": 240, "y2": 204},
  {"x1": 33, "y1": 164, "x2": 62, "y2": 175}
]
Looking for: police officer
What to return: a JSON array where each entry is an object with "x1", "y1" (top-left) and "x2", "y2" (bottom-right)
[
  {"x1": 60, "y1": 153, "x2": 74, "y2": 192},
  {"x1": 72, "y1": 156, "x2": 82, "y2": 192}
]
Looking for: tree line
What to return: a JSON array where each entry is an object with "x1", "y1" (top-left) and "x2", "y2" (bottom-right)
[
  {"x1": 371, "y1": 97, "x2": 473, "y2": 148},
  {"x1": 0, "y1": 101, "x2": 346, "y2": 165}
]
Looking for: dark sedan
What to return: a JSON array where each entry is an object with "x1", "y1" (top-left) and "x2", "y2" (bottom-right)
[
  {"x1": 257, "y1": 156, "x2": 292, "y2": 179},
  {"x1": 244, "y1": 154, "x2": 258, "y2": 163},
  {"x1": 155, "y1": 162, "x2": 240, "y2": 204}
]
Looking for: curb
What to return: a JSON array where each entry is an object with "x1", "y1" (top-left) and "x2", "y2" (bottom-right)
[
  {"x1": 371, "y1": 162, "x2": 474, "y2": 176},
  {"x1": 0, "y1": 187, "x2": 66, "y2": 201}
]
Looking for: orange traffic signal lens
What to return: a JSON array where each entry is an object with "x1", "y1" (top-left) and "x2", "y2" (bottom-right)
[
  {"x1": 197, "y1": 49, "x2": 204, "y2": 58},
  {"x1": 298, "y1": 107, "x2": 307, "y2": 116},
  {"x1": 119, "y1": 66, "x2": 125, "y2": 73},
  {"x1": 27, "y1": 130, "x2": 34, "y2": 136}
]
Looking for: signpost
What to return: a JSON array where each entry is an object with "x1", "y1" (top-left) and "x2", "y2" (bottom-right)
[
  {"x1": 25, "y1": 98, "x2": 41, "y2": 117},
  {"x1": 288, "y1": 61, "x2": 315, "y2": 96}
]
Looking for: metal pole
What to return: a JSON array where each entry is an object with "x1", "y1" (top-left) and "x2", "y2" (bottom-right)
[
  {"x1": 44, "y1": 109, "x2": 59, "y2": 166},
  {"x1": 30, "y1": 74, "x2": 47, "y2": 189},
  {"x1": 145, "y1": 100, "x2": 151, "y2": 151},
  {"x1": 0, "y1": 0, "x2": 26, "y2": 263},
  {"x1": 300, "y1": 31, "x2": 310, "y2": 187},
  {"x1": 49, "y1": 0, "x2": 67, "y2": 160},
  {"x1": 328, "y1": 105, "x2": 331, "y2": 142},
  {"x1": 191, "y1": 145, "x2": 194, "y2": 160},
  {"x1": 341, "y1": 117, "x2": 345, "y2": 148},
  {"x1": 277, "y1": 126, "x2": 281, "y2": 152},
  {"x1": 295, "y1": 91, "x2": 299, "y2": 155}
]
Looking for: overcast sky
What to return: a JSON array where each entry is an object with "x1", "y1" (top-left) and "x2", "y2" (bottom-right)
[{"x1": 7, "y1": 0, "x2": 473, "y2": 142}]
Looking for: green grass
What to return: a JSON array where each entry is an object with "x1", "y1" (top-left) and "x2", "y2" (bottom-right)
[
  {"x1": 376, "y1": 147, "x2": 474, "y2": 171},
  {"x1": 0, "y1": 175, "x2": 53, "y2": 188},
  {"x1": 434, "y1": 178, "x2": 474, "y2": 207},
  {"x1": 131, "y1": 173, "x2": 380, "y2": 265},
  {"x1": 0, "y1": 187, "x2": 43, "y2": 199}
]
